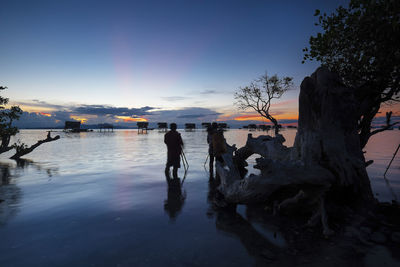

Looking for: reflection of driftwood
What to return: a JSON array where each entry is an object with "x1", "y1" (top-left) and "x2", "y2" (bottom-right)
[
  {"x1": 10, "y1": 132, "x2": 60, "y2": 160},
  {"x1": 14, "y1": 158, "x2": 59, "y2": 177},
  {"x1": 217, "y1": 68, "x2": 377, "y2": 236},
  {"x1": 216, "y1": 210, "x2": 279, "y2": 263},
  {"x1": 216, "y1": 140, "x2": 334, "y2": 236}
]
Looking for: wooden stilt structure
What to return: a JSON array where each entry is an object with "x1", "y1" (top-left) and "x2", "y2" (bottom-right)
[{"x1": 137, "y1": 122, "x2": 149, "y2": 134}]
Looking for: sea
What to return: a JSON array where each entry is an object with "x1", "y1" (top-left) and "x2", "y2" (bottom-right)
[{"x1": 0, "y1": 129, "x2": 399, "y2": 266}]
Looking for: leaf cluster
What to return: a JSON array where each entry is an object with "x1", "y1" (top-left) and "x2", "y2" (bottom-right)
[
  {"x1": 0, "y1": 86, "x2": 22, "y2": 138},
  {"x1": 303, "y1": 0, "x2": 400, "y2": 101},
  {"x1": 12, "y1": 140, "x2": 27, "y2": 153}
]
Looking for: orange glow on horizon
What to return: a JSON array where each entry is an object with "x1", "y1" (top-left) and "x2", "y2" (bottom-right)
[
  {"x1": 377, "y1": 102, "x2": 400, "y2": 117},
  {"x1": 70, "y1": 115, "x2": 88, "y2": 123},
  {"x1": 234, "y1": 114, "x2": 298, "y2": 122},
  {"x1": 15, "y1": 104, "x2": 55, "y2": 113},
  {"x1": 39, "y1": 112, "x2": 52, "y2": 117},
  {"x1": 115, "y1": 116, "x2": 148, "y2": 122}
]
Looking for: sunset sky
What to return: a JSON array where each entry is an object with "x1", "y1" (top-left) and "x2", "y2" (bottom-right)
[{"x1": 1, "y1": 0, "x2": 398, "y2": 128}]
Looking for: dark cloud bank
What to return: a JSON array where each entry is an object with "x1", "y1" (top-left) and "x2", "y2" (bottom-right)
[
  {"x1": 11, "y1": 102, "x2": 398, "y2": 129},
  {"x1": 12, "y1": 104, "x2": 224, "y2": 128}
]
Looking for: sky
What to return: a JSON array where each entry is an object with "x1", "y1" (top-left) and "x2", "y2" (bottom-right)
[{"x1": 1, "y1": 0, "x2": 396, "y2": 128}]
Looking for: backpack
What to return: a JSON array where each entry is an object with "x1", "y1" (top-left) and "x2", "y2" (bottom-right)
[{"x1": 212, "y1": 130, "x2": 227, "y2": 156}]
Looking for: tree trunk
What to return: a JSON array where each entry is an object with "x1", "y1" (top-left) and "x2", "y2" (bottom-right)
[
  {"x1": 0, "y1": 135, "x2": 13, "y2": 154},
  {"x1": 215, "y1": 67, "x2": 376, "y2": 235},
  {"x1": 292, "y1": 67, "x2": 374, "y2": 206},
  {"x1": 10, "y1": 132, "x2": 60, "y2": 160}
]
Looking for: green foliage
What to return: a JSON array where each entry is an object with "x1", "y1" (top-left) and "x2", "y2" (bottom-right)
[
  {"x1": 303, "y1": 0, "x2": 400, "y2": 147},
  {"x1": 12, "y1": 140, "x2": 27, "y2": 153},
  {"x1": 303, "y1": 0, "x2": 399, "y2": 98},
  {"x1": 0, "y1": 86, "x2": 22, "y2": 148}
]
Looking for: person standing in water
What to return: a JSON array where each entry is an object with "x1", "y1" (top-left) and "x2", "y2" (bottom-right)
[
  {"x1": 207, "y1": 122, "x2": 226, "y2": 178},
  {"x1": 164, "y1": 123, "x2": 183, "y2": 178}
]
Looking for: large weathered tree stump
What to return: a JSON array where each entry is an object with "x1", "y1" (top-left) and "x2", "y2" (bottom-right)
[{"x1": 216, "y1": 67, "x2": 376, "y2": 236}]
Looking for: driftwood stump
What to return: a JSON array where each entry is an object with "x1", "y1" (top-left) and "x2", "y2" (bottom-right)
[{"x1": 216, "y1": 67, "x2": 376, "y2": 236}]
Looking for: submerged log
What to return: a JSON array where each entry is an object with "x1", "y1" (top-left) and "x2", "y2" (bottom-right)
[{"x1": 216, "y1": 67, "x2": 376, "y2": 235}]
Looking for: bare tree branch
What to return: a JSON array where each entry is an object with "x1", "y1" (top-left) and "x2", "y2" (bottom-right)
[
  {"x1": 10, "y1": 132, "x2": 60, "y2": 160},
  {"x1": 368, "y1": 122, "x2": 399, "y2": 138},
  {"x1": 234, "y1": 73, "x2": 293, "y2": 135}
]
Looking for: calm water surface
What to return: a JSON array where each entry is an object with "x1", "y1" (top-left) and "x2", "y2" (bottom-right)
[{"x1": 0, "y1": 129, "x2": 399, "y2": 266}]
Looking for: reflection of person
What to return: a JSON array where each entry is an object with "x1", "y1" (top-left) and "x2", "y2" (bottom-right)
[
  {"x1": 207, "y1": 122, "x2": 226, "y2": 177},
  {"x1": 164, "y1": 123, "x2": 183, "y2": 178},
  {"x1": 164, "y1": 175, "x2": 186, "y2": 221},
  {"x1": 207, "y1": 123, "x2": 217, "y2": 175}
]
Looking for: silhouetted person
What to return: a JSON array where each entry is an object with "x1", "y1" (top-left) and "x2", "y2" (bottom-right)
[
  {"x1": 164, "y1": 123, "x2": 183, "y2": 178},
  {"x1": 207, "y1": 122, "x2": 226, "y2": 178},
  {"x1": 164, "y1": 174, "x2": 186, "y2": 221}
]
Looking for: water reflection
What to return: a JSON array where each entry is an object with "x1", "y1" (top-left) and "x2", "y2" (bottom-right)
[
  {"x1": 14, "y1": 159, "x2": 59, "y2": 178},
  {"x1": 0, "y1": 160, "x2": 59, "y2": 225},
  {"x1": 207, "y1": 176, "x2": 283, "y2": 264},
  {"x1": 164, "y1": 174, "x2": 186, "y2": 221},
  {"x1": 0, "y1": 163, "x2": 12, "y2": 186},
  {"x1": 0, "y1": 163, "x2": 22, "y2": 226}
]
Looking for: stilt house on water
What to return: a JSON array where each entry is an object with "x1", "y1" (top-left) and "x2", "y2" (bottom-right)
[
  {"x1": 99, "y1": 123, "x2": 114, "y2": 132},
  {"x1": 185, "y1": 123, "x2": 196, "y2": 131},
  {"x1": 157, "y1": 122, "x2": 168, "y2": 132},
  {"x1": 137, "y1": 122, "x2": 149, "y2": 134},
  {"x1": 201, "y1": 122, "x2": 211, "y2": 129},
  {"x1": 248, "y1": 124, "x2": 257, "y2": 131},
  {"x1": 64, "y1": 121, "x2": 88, "y2": 132}
]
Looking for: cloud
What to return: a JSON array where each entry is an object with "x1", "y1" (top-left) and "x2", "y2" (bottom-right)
[
  {"x1": 71, "y1": 105, "x2": 155, "y2": 116},
  {"x1": 199, "y1": 89, "x2": 217, "y2": 95},
  {"x1": 9, "y1": 99, "x2": 226, "y2": 128},
  {"x1": 143, "y1": 107, "x2": 222, "y2": 123},
  {"x1": 30, "y1": 100, "x2": 66, "y2": 109},
  {"x1": 161, "y1": 96, "x2": 190, "y2": 101},
  {"x1": 11, "y1": 100, "x2": 66, "y2": 111},
  {"x1": 115, "y1": 116, "x2": 148, "y2": 122},
  {"x1": 177, "y1": 113, "x2": 221, "y2": 119},
  {"x1": 13, "y1": 111, "x2": 64, "y2": 128},
  {"x1": 8, "y1": 101, "x2": 157, "y2": 127}
]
